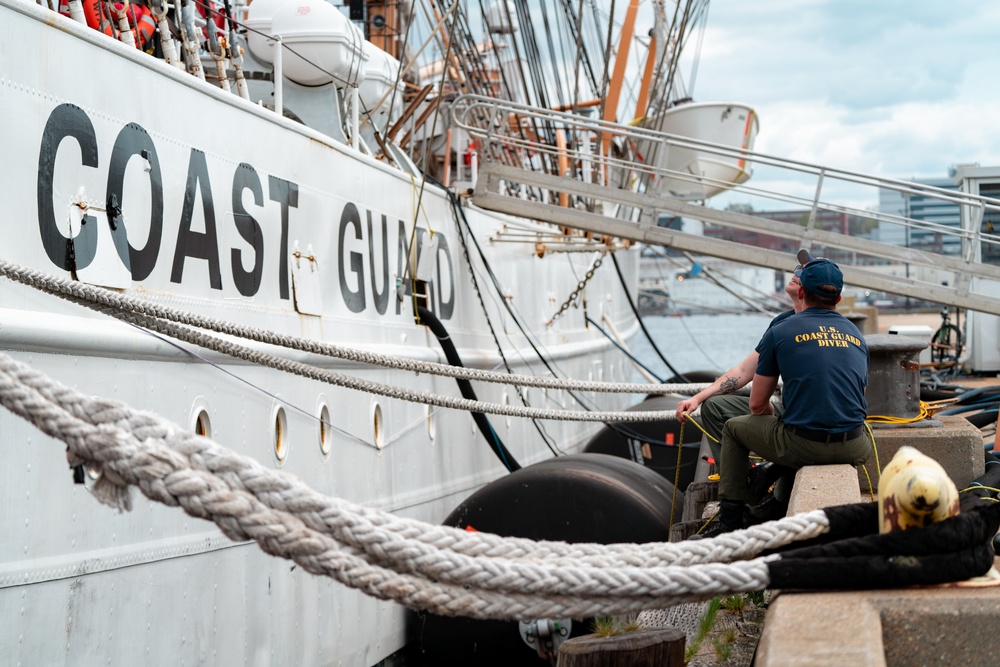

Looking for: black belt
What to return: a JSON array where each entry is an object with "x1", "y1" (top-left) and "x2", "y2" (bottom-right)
[{"x1": 789, "y1": 424, "x2": 865, "y2": 443}]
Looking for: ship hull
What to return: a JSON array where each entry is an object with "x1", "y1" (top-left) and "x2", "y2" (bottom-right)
[{"x1": 0, "y1": 1, "x2": 638, "y2": 664}]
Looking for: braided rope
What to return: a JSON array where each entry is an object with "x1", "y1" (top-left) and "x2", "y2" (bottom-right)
[
  {"x1": 0, "y1": 351, "x2": 836, "y2": 618},
  {"x1": 62, "y1": 302, "x2": 677, "y2": 423},
  {"x1": 0, "y1": 259, "x2": 708, "y2": 397}
]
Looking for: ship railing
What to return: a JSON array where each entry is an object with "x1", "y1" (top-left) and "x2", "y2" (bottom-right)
[{"x1": 451, "y1": 94, "x2": 1000, "y2": 316}]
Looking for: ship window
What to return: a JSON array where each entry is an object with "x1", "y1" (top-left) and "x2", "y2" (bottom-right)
[
  {"x1": 319, "y1": 403, "x2": 331, "y2": 458},
  {"x1": 372, "y1": 402, "x2": 384, "y2": 450},
  {"x1": 194, "y1": 409, "x2": 211, "y2": 439},
  {"x1": 273, "y1": 406, "x2": 288, "y2": 465}
]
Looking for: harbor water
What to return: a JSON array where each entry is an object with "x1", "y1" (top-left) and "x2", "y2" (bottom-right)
[{"x1": 630, "y1": 312, "x2": 777, "y2": 382}]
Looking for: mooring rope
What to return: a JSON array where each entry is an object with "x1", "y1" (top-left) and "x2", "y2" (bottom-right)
[
  {"x1": 0, "y1": 259, "x2": 708, "y2": 398},
  {"x1": 1, "y1": 351, "x2": 997, "y2": 619}
]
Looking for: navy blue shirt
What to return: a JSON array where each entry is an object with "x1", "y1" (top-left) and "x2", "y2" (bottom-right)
[
  {"x1": 755, "y1": 307, "x2": 868, "y2": 431},
  {"x1": 767, "y1": 309, "x2": 794, "y2": 331}
]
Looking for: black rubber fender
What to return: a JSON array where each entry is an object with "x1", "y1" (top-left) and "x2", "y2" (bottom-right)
[{"x1": 410, "y1": 453, "x2": 682, "y2": 665}]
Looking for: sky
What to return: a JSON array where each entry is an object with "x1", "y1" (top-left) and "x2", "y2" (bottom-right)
[{"x1": 634, "y1": 0, "x2": 1000, "y2": 211}]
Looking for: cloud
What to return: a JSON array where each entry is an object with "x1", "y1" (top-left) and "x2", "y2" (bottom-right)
[{"x1": 674, "y1": 0, "x2": 1000, "y2": 206}]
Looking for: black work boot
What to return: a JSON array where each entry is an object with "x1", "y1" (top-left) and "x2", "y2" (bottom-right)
[{"x1": 689, "y1": 500, "x2": 745, "y2": 540}]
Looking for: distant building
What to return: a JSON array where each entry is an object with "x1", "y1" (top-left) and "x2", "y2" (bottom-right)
[
  {"x1": 700, "y1": 209, "x2": 875, "y2": 265},
  {"x1": 877, "y1": 172, "x2": 962, "y2": 255}
]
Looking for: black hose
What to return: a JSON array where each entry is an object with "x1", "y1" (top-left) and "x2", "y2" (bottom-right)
[{"x1": 417, "y1": 305, "x2": 520, "y2": 472}]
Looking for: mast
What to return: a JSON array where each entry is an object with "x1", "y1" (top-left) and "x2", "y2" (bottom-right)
[
  {"x1": 633, "y1": 34, "x2": 656, "y2": 121},
  {"x1": 600, "y1": 0, "x2": 638, "y2": 160}
]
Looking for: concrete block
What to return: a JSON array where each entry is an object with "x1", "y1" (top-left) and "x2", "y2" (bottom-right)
[
  {"x1": 862, "y1": 415, "x2": 984, "y2": 490},
  {"x1": 786, "y1": 464, "x2": 862, "y2": 515},
  {"x1": 757, "y1": 585, "x2": 1000, "y2": 667},
  {"x1": 756, "y1": 593, "x2": 886, "y2": 667}
]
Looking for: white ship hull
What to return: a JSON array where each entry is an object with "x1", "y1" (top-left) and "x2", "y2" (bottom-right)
[{"x1": 0, "y1": 2, "x2": 638, "y2": 663}]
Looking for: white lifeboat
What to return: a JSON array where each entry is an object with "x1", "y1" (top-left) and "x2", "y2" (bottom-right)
[
  {"x1": 244, "y1": 0, "x2": 285, "y2": 66},
  {"x1": 358, "y1": 41, "x2": 406, "y2": 127},
  {"x1": 268, "y1": 0, "x2": 367, "y2": 87},
  {"x1": 639, "y1": 102, "x2": 759, "y2": 201}
]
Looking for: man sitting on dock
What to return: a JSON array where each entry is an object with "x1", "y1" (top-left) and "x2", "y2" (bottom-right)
[
  {"x1": 700, "y1": 255, "x2": 872, "y2": 538},
  {"x1": 675, "y1": 254, "x2": 807, "y2": 463}
]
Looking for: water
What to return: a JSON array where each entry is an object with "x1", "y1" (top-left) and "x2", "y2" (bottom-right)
[{"x1": 629, "y1": 312, "x2": 776, "y2": 382}]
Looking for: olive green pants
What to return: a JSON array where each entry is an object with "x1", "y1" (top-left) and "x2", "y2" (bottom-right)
[
  {"x1": 718, "y1": 414, "x2": 872, "y2": 502},
  {"x1": 699, "y1": 395, "x2": 785, "y2": 463}
]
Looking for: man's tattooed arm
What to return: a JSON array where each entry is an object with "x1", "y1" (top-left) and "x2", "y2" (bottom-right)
[{"x1": 718, "y1": 375, "x2": 740, "y2": 394}]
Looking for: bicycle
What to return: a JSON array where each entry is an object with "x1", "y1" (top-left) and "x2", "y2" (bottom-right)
[{"x1": 929, "y1": 307, "x2": 963, "y2": 371}]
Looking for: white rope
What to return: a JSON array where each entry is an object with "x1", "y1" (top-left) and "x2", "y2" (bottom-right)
[
  {"x1": 0, "y1": 350, "x2": 835, "y2": 619},
  {"x1": 0, "y1": 259, "x2": 709, "y2": 397}
]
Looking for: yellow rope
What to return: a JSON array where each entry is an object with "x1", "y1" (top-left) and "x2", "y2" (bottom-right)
[
  {"x1": 684, "y1": 411, "x2": 882, "y2": 499},
  {"x1": 864, "y1": 422, "x2": 881, "y2": 478},
  {"x1": 683, "y1": 414, "x2": 718, "y2": 444},
  {"x1": 960, "y1": 484, "x2": 1000, "y2": 494},
  {"x1": 866, "y1": 401, "x2": 931, "y2": 424},
  {"x1": 859, "y1": 462, "x2": 875, "y2": 498},
  {"x1": 693, "y1": 510, "x2": 719, "y2": 536},
  {"x1": 669, "y1": 423, "x2": 685, "y2": 527}
]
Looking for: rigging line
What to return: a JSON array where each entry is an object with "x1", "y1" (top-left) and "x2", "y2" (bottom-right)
[
  {"x1": 564, "y1": 0, "x2": 598, "y2": 102},
  {"x1": 143, "y1": 292, "x2": 679, "y2": 454},
  {"x1": 120, "y1": 321, "x2": 372, "y2": 448},
  {"x1": 537, "y1": 0, "x2": 567, "y2": 106},
  {"x1": 674, "y1": 248, "x2": 783, "y2": 315},
  {"x1": 673, "y1": 311, "x2": 725, "y2": 372},
  {"x1": 687, "y1": 0, "x2": 709, "y2": 94},
  {"x1": 511, "y1": 0, "x2": 561, "y2": 180},
  {"x1": 436, "y1": 190, "x2": 673, "y2": 455},
  {"x1": 442, "y1": 182, "x2": 600, "y2": 404},
  {"x1": 647, "y1": 0, "x2": 686, "y2": 111},
  {"x1": 610, "y1": 252, "x2": 690, "y2": 381},
  {"x1": 430, "y1": 174, "x2": 563, "y2": 455},
  {"x1": 585, "y1": 315, "x2": 664, "y2": 383},
  {"x1": 474, "y1": 0, "x2": 514, "y2": 100},
  {"x1": 568, "y1": 0, "x2": 585, "y2": 104},
  {"x1": 597, "y1": 0, "x2": 616, "y2": 105},
  {"x1": 498, "y1": 0, "x2": 538, "y2": 110},
  {"x1": 520, "y1": 1, "x2": 556, "y2": 113},
  {"x1": 404, "y1": 0, "x2": 461, "y2": 312},
  {"x1": 382, "y1": 0, "x2": 419, "y2": 137}
]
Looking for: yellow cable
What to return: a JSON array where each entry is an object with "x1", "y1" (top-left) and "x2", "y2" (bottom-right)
[
  {"x1": 866, "y1": 401, "x2": 931, "y2": 425},
  {"x1": 693, "y1": 510, "x2": 719, "y2": 536},
  {"x1": 683, "y1": 414, "x2": 718, "y2": 444},
  {"x1": 960, "y1": 485, "x2": 1000, "y2": 494},
  {"x1": 864, "y1": 422, "x2": 882, "y2": 478},
  {"x1": 669, "y1": 422, "x2": 685, "y2": 527},
  {"x1": 860, "y1": 463, "x2": 874, "y2": 498}
]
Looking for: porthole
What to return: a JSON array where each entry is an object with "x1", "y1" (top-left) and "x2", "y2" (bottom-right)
[
  {"x1": 195, "y1": 410, "x2": 211, "y2": 438},
  {"x1": 189, "y1": 397, "x2": 212, "y2": 439},
  {"x1": 372, "y1": 402, "x2": 384, "y2": 450},
  {"x1": 272, "y1": 405, "x2": 288, "y2": 465},
  {"x1": 318, "y1": 402, "x2": 331, "y2": 458}
]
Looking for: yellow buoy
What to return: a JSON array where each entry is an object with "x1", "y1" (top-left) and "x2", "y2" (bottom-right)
[{"x1": 878, "y1": 446, "x2": 960, "y2": 533}]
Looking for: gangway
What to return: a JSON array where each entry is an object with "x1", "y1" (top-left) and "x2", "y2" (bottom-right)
[{"x1": 451, "y1": 95, "x2": 1000, "y2": 316}]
